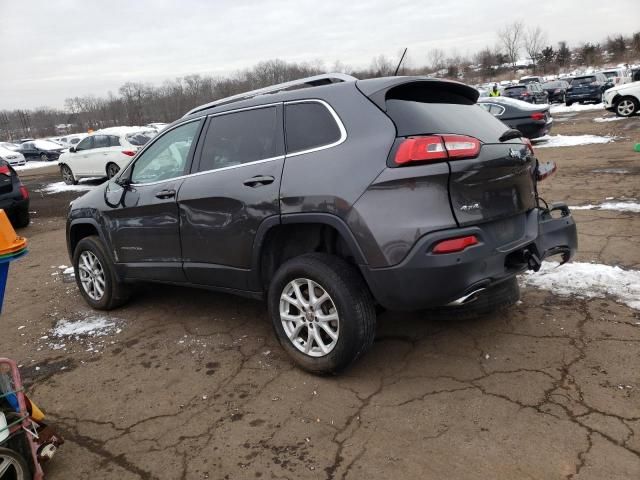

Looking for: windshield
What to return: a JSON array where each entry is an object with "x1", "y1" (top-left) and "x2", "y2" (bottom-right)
[
  {"x1": 571, "y1": 76, "x2": 596, "y2": 86},
  {"x1": 125, "y1": 130, "x2": 158, "y2": 146}
]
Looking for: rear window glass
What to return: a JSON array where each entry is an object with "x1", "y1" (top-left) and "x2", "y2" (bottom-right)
[
  {"x1": 505, "y1": 86, "x2": 526, "y2": 93},
  {"x1": 571, "y1": 76, "x2": 595, "y2": 86},
  {"x1": 126, "y1": 130, "x2": 157, "y2": 146},
  {"x1": 386, "y1": 100, "x2": 509, "y2": 143},
  {"x1": 198, "y1": 106, "x2": 280, "y2": 172},
  {"x1": 285, "y1": 102, "x2": 341, "y2": 154}
]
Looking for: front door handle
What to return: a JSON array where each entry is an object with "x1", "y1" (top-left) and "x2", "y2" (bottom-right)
[
  {"x1": 243, "y1": 175, "x2": 275, "y2": 187},
  {"x1": 155, "y1": 189, "x2": 176, "y2": 199}
]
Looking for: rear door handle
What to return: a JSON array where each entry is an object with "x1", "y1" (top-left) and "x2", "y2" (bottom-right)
[
  {"x1": 243, "y1": 175, "x2": 275, "y2": 187},
  {"x1": 155, "y1": 189, "x2": 176, "y2": 199}
]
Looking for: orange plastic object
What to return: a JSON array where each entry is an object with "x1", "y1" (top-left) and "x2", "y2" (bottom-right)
[{"x1": 0, "y1": 210, "x2": 27, "y2": 255}]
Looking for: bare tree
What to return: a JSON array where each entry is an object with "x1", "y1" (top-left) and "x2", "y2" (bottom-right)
[
  {"x1": 524, "y1": 26, "x2": 547, "y2": 71},
  {"x1": 369, "y1": 55, "x2": 394, "y2": 76},
  {"x1": 428, "y1": 48, "x2": 446, "y2": 72},
  {"x1": 498, "y1": 21, "x2": 524, "y2": 70}
]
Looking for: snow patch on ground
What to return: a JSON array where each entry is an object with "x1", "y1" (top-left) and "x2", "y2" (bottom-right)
[
  {"x1": 522, "y1": 261, "x2": 640, "y2": 310},
  {"x1": 550, "y1": 102, "x2": 604, "y2": 114},
  {"x1": 592, "y1": 168, "x2": 630, "y2": 174},
  {"x1": 570, "y1": 201, "x2": 640, "y2": 213},
  {"x1": 534, "y1": 134, "x2": 614, "y2": 148},
  {"x1": 593, "y1": 116, "x2": 626, "y2": 123},
  {"x1": 38, "y1": 178, "x2": 102, "y2": 194},
  {"x1": 52, "y1": 316, "x2": 117, "y2": 337},
  {"x1": 14, "y1": 161, "x2": 56, "y2": 172}
]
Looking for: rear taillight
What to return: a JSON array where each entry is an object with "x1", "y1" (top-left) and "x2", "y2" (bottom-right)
[
  {"x1": 432, "y1": 235, "x2": 479, "y2": 254},
  {"x1": 521, "y1": 92, "x2": 529, "y2": 96},
  {"x1": 122, "y1": 150, "x2": 136, "y2": 157},
  {"x1": 530, "y1": 112, "x2": 545, "y2": 121},
  {"x1": 394, "y1": 135, "x2": 480, "y2": 166},
  {"x1": 19, "y1": 185, "x2": 29, "y2": 199},
  {"x1": 522, "y1": 137, "x2": 535, "y2": 156},
  {"x1": 554, "y1": 89, "x2": 560, "y2": 93},
  {"x1": 0, "y1": 165, "x2": 10, "y2": 176}
]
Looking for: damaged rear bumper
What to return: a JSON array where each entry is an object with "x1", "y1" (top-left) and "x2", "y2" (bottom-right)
[{"x1": 361, "y1": 206, "x2": 578, "y2": 311}]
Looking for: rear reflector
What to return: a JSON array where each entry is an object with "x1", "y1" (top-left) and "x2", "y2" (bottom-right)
[
  {"x1": 122, "y1": 150, "x2": 136, "y2": 157},
  {"x1": 432, "y1": 235, "x2": 479, "y2": 254},
  {"x1": 20, "y1": 185, "x2": 29, "y2": 199},
  {"x1": 394, "y1": 135, "x2": 480, "y2": 166},
  {"x1": 530, "y1": 112, "x2": 545, "y2": 121}
]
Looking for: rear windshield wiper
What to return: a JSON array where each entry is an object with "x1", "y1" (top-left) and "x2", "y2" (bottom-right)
[{"x1": 499, "y1": 129, "x2": 523, "y2": 142}]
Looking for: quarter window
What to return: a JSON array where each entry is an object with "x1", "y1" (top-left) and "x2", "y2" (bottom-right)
[
  {"x1": 198, "y1": 106, "x2": 279, "y2": 172},
  {"x1": 285, "y1": 102, "x2": 342, "y2": 154},
  {"x1": 131, "y1": 121, "x2": 201, "y2": 184}
]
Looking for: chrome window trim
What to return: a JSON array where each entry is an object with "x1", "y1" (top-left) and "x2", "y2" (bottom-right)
[{"x1": 284, "y1": 99, "x2": 347, "y2": 157}]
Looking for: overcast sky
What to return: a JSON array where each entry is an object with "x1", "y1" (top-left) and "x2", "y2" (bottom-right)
[{"x1": 1, "y1": 0, "x2": 638, "y2": 110}]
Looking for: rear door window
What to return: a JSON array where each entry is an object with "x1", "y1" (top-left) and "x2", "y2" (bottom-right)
[
  {"x1": 108, "y1": 136, "x2": 121, "y2": 147},
  {"x1": 93, "y1": 135, "x2": 110, "y2": 148},
  {"x1": 284, "y1": 102, "x2": 342, "y2": 154},
  {"x1": 197, "y1": 106, "x2": 281, "y2": 172}
]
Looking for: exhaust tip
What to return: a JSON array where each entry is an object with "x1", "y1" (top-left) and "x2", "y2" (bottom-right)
[{"x1": 446, "y1": 288, "x2": 486, "y2": 307}]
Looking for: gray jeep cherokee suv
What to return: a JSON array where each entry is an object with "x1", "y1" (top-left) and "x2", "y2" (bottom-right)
[{"x1": 66, "y1": 74, "x2": 577, "y2": 373}]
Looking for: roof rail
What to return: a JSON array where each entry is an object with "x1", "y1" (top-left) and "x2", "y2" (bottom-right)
[{"x1": 183, "y1": 73, "x2": 358, "y2": 117}]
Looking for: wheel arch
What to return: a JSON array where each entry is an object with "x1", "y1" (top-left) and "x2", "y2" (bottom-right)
[
  {"x1": 249, "y1": 213, "x2": 367, "y2": 291},
  {"x1": 67, "y1": 218, "x2": 112, "y2": 263}
]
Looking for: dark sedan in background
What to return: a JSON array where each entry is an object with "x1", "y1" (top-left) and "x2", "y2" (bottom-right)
[
  {"x1": 503, "y1": 83, "x2": 548, "y2": 104},
  {"x1": 0, "y1": 159, "x2": 29, "y2": 228},
  {"x1": 565, "y1": 73, "x2": 613, "y2": 106},
  {"x1": 478, "y1": 96, "x2": 552, "y2": 139},
  {"x1": 542, "y1": 80, "x2": 571, "y2": 103},
  {"x1": 18, "y1": 139, "x2": 65, "y2": 161}
]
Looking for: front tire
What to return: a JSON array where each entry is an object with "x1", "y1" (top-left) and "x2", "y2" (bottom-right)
[
  {"x1": 73, "y1": 236, "x2": 130, "y2": 310},
  {"x1": 615, "y1": 97, "x2": 638, "y2": 117},
  {"x1": 0, "y1": 447, "x2": 30, "y2": 480},
  {"x1": 60, "y1": 164, "x2": 77, "y2": 185},
  {"x1": 268, "y1": 253, "x2": 376, "y2": 374},
  {"x1": 40, "y1": 152, "x2": 48, "y2": 161}
]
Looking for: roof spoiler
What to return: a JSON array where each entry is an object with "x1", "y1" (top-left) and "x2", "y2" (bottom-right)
[{"x1": 356, "y1": 77, "x2": 480, "y2": 110}]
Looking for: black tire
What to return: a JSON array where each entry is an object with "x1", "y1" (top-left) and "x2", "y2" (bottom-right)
[
  {"x1": 106, "y1": 162, "x2": 120, "y2": 179},
  {"x1": 425, "y1": 277, "x2": 520, "y2": 321},
  {"x1": 614, "y1": 96, "x2": 639, "y2": 117},
  {"x1": 11, "y1": 206, "x2": 30, "y2": 229},
  {"x1": 60, "y1": 164, "x2": 77, "y2": 185},
  {"x1": 73, "y1": 235, "x2": 130, "y2": 310},
  {"x1": 40, "y1": 152, "x2": 48, "y2": 162},
  {"x1": 268, "y1": 253, "x2": 376, "y2": 374},
  {"x1": 0, "y1": 447, "x2": 30, "y2": 480},
  {"x1": 565, "y1": 101, "x2": 573, "y2": 107}
]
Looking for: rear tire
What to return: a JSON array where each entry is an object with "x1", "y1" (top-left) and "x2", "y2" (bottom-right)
[
  {"x1": 425, "y1": 277, "x2": 520, "y2": 321},
  {"x1": 73, "y1": 235, "x2": 130, "y2": 310},
  {"x1": 12, "y1": 206, "x2": 30, "y2": 229},
  {"x1": 268, "y1": 253, "x2": 376, "y2": 374},
  {"x1": 106, "y1": 162, "x2": 120, "y2": 179},
  {"x1": 0, "y1": 447, "x2": 30, "y2": 480},
  {"x1": 40, "y1": 152, "x2": 48, "y2": 162},
  {"x1": 60, "y1": 164, "x2": 77, "y2": 185}
]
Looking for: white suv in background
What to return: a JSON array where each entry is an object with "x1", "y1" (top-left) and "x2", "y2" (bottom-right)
[
  {"x1": 603, "y1": 69, "x2": 640, "y2": 117},
  {"x1": 58, "y1": 127, "x2": 158, "y2": 184}
]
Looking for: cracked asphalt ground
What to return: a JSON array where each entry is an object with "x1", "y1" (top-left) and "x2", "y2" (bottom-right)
[{"x1": 2, "y1": 109, "x2": 639, "y2": 479}]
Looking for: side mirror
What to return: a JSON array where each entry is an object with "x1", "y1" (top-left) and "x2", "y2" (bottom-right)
[
  {"x1": 105, "y1": 178, "x2": 128, "y2": 208},
  {"x1": 70, "y1": 146, "x2": 76, "y2": 153}
]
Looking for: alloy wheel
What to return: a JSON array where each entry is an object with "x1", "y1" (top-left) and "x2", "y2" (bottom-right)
[
  {"x1": 0, "y1": 451, "x2": 25, "y2": 479},
  {"x1": 617, "y1": 99, "x2": 635, "y2": 117},
  {"x1": 40, "y1": 153, "x2": 48, "y2": 161},
  {"x1": 107, "y1": 164, "x2": 120, "y2": 179},
  {"x1": 62, "y1": 166, "x2": 73, "y2": 184},
  {"x1": 279, "y1": 278, "x2": 339, "y2": 357},
  {"x1": 78, "y1": 251, "x2": 106, "y2": 301}
]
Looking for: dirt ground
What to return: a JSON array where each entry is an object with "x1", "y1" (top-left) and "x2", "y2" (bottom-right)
[{"x1": 2, "y1": 109, "x2": 639, "y2": 479}]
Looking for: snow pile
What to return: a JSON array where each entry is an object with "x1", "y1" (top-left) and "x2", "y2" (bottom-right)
[
  {"x1": 39, "y1": 181, "x2": 96, "y2": 194},
  {"x1": 52, "y1": 316, "x2": 117, "y2": 337},
  {"x1": 14, "y1": 161, "x2": 56, "y2": 172},
  {"x1": 593, "y1": 116, "x2": 626, "y2": 123},
  {"x1": 570, "y1": 201, "x2": 640, "y2": 213},
  {"x1": 550, "y1": 103, "x2": 604, "y2": 114},
  {"x1": 522, "y1": 261, "x2": 640, "y2": 310},
  {"x1": 534, "y1": 134, "x2": 614, "y2": 148}
]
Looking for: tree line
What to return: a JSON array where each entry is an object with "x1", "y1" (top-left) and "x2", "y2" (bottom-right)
[{"x1": 1, "y1": 26, "x2": 638, "y2": 140}]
